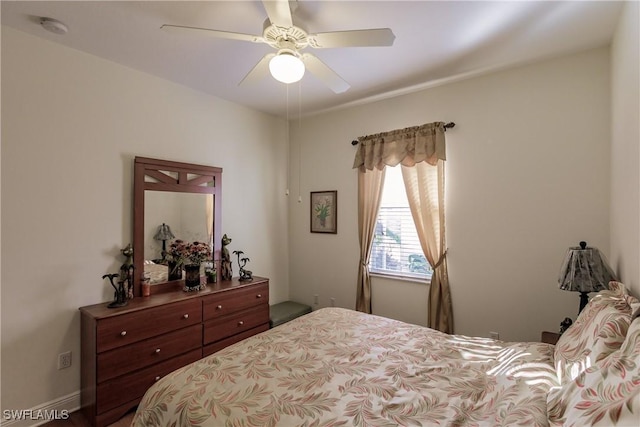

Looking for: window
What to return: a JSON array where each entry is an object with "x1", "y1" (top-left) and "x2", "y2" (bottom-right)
[{"x1": 370, "y1": 166, "x2": 433, "y2": 280}]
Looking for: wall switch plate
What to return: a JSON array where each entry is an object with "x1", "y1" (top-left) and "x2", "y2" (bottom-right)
[
  {"x1": 314, "y1": 294, "x2": 319, "y2": 305},
  {"x1": 330, "y1": 298, "x2": 336, "y2": 307},
  {"x1": 58, "y1": 351, "x2": 72, "y2": 369}
]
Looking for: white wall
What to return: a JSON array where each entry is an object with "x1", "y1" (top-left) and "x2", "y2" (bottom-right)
[
  {"x1": 610, "y1": 1, "x2": 640, "y2": 296},
  {"x1": 289, "y1": 48, "x2": 612, "y2": 341},
  {"x1": 1, "y1": 27, "x2": 288, "y2": 415}
]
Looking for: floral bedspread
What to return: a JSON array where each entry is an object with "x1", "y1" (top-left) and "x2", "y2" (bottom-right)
[
  {"x1": 133, "y1": 308, "x2": 558, "y2": 427},
  {"x1": 144, "y1": 262, "x2": 168, "y2": 284}
]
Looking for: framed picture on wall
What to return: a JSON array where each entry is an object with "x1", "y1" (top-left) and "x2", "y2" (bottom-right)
[{"x1": 310, "y1": 191, "x2": 337, "y2": 234}]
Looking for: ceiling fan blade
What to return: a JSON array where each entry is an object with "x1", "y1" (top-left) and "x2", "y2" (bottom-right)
[
  {"x1": 300, "y1": 53, "x2": 350, "y2": 93},
  {"x1": 161, "y1": 24, "x2": 263, "y2": 43},
  {"x1": 262, "y1": 0, "x2": 293, "y2": 27},
  {"x1": 309, "y1": 28, "x2": 395, "y2": 48},
  {"x1": 239, "y1": 53, "x2": 276, "y2": 86}
]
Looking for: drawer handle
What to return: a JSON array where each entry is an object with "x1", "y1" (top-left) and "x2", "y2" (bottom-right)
[
  {"x1": 155, "y1": 348, "x2": 161, "y2": 354},
  {"x1": 183, "y1": 314, "x2": 189, "y2": 319},
  {"x1": 238, "y1": 321, "x2": 244, "y2": 326},
  {"x1": 155, "y1": 376, "x2": 161, "y2": 381},
  {"x1": 120, "y1": 331, "x2": 127, "y2": 337},
  {"x1": 256, "y1": 294, "x2": 262, "y2": 298},
  {"x1": 217, "y1": 305, "x2": 223, "y2": 310}
]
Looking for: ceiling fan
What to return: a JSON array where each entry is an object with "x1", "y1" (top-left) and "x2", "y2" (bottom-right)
[{"x1": 161, "y1": 0, "x2": 395, "y2": 93}]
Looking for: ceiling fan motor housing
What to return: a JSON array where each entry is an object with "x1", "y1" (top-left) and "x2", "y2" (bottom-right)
[{"x1": 263, "y1": 20, "x2": 309, "y2": 50}]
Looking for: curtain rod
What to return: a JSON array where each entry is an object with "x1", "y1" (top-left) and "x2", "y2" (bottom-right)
[{"x1": 350, "y1": 122, "x2": 456, "y2": 146}]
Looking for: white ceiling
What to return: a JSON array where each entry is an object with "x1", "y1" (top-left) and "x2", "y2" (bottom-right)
[{"x1": 1, "y1": 1, "x2": 624, "y2": 118}]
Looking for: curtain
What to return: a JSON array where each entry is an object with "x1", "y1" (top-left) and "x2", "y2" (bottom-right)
[
  {"x1": 353, "y1": 121, "x2": 453, "y2": 332},
  {"x1": 401, "y1": 161, "x2": 453, "y2": 333},
  {"x1": 356, "y1": 167, "x2": 385, "y2": 313},
  {"x1": 353, "y1": 122, "x2": 446, "y2": 171}
]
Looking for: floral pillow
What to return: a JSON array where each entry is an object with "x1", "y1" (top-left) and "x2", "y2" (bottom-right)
[
  {"x1": 553, "y1": 282, "x2": 636, "y2": 384},
  {"x1": 547, "y1": 314, "x2": 640, "y2": 426}
]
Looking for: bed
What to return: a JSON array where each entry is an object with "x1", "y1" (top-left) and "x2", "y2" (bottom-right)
[
  {"x1": 132, "y1": 282, "x2": 640, "y2": 427},
  {"x1": 143, "y1": 260, "x2": 169, "y2": 284}
]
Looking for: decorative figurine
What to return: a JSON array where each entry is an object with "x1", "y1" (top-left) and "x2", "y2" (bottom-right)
[
  {"x1": 103, "y1": 244, "x2": 135, "y2": 308},
  {"x1": 120, "y1": 263, "x2": 134, "y2": 300},
  {"x1": 559, "y1": 317, "x2": 573, "y2": 334},
  {"x1": 120, "y1": 243, "x2": 135, "y2": 299},
  {"x1": 220, "y1": 234, "x2": 233, "y2": 281},
  {"x1": 103, "y1": 273, "x2": 128, "y2": 308},
  {"x1": 234, "y1": 250, "x2": 253, "y2": 282},
  {"x1": 121, "y1": 243, "x2": 134, "y2": 264}
]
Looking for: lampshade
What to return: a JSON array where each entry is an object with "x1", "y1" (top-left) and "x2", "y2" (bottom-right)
[
  {"x1": 269, "y1": 51, "x2": 305, "y2": 84},
  {"x1": 154, "y1": 223, "x2": 175, "y2": 241},
  {"x1": 558, "y1": 241, "x2": 616, "y2": 312}
]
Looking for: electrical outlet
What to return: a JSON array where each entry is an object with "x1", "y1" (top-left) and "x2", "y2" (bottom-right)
[
  {"x1": 314, "y1": 294, "x2": 319, "y2": 305},
  {"x1": 58, "y1": 351, "x2": 72, "y2": 369},
  {"x1": 489, "y1": 331, "x2": 500, "y2": 340},
  {"x1": 330, "y1": 297, "x2": 336, "y2": 307}
]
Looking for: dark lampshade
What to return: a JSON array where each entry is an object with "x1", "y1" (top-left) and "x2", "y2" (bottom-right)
[
  {"x1": 154, "y1": 223, "x2": 175, "y2": 241},
  {"x1": 558, "y1": 241, "x2": 616, "y2": 313},
  {"x1": 154, "y1": 223, "x2": 175, "y2": 260}
]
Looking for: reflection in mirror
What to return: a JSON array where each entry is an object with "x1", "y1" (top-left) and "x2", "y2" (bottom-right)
[{"x1": 143, "y1": 192, "x2": 214, "y2": 285}]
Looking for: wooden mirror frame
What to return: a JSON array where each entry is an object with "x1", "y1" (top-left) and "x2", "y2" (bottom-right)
[{"x1": 133, "y1": 157, "x2": 222, "y2": 297}]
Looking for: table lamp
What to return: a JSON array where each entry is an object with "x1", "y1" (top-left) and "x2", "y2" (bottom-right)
[
  {"x1": 558, "y1": 241, "x2": 616, "y2": 314},
  {"x1": 154, "y1": 223, "x2": 175, "y2": 260}
]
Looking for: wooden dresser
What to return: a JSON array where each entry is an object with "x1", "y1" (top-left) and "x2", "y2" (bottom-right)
[{"x1": 79, "y1": 277, "x2": 269, "y2": 427}]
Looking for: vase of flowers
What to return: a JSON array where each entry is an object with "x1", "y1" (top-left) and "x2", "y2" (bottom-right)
[
  {"x1": 167, "y1": 239, "x2": 188, "y2": 281},
  {"x1": 167, "y1": 240, "x2": 212, "y2": 287},
  {"x1": 167, "y1": 261, "x2": 182, "y2": 281},
  {"x1": 183, "y1": 264, "x2": 200, "y2": 290},
  {"x1": 183, "y1": 241, "x2": 212, "y2": 291}
]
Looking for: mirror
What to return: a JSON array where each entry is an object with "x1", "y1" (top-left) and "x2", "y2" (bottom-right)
[
  {"x1": 144, "y1": 192, "x2": 213, "y2": 285},
  {"x1": 133, "y1": 157, "x2": 222, "y2": 296}
]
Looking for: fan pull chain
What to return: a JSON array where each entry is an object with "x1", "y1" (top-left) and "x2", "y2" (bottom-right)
[
  {"x1": 285, "y1": 84, "x2": 290, "y2": 196},
  {"x1": 297, "y1": 81, "x2": 302, "y2": 203}
]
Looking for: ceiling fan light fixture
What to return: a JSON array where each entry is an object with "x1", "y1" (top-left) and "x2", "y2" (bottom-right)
[{"x1": 269, "y1": 51, "x2": 305, "y2": 84}]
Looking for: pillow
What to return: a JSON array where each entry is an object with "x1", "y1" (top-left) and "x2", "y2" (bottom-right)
[
  {"x1": 553, "y1": 282, "x2": 636, "y2": 384},
  {"x1": 547, "y1": 314, "x2": 640, "y2": 426}
]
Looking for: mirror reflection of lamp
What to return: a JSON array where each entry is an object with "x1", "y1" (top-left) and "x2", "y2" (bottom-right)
[{"x1": 154, "y1": 223, "x2": 175, "y2": 261}]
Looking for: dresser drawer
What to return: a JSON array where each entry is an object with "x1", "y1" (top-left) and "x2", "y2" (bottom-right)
[
  {"x1": 203, "y1": 283, "x2": 268, "y2": 321},
  {"x1": 203, "y1": 304, "x2": 269, "y2": 345},
  {"x1": 96, "y1": 299, "x2": 201, "y2": 353},
  {"x1": 203, "y1": 324, "x2": 269, "y2": 357},
  {"x1": 96, "y1": 348, "x2": 201, "y2": 413},
  {"x1": 97, "y1": 324, "x2": 202, "y2": 383}
]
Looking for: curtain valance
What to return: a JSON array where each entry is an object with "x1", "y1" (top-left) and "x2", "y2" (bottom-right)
[{"x1": 352, "y1": 121, "x2": 447, "y2": 172}]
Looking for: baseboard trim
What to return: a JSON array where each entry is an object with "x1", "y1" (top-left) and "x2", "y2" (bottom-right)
[{"x1": 1, "y1": 391, "x2": 80, "y2": 427}]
